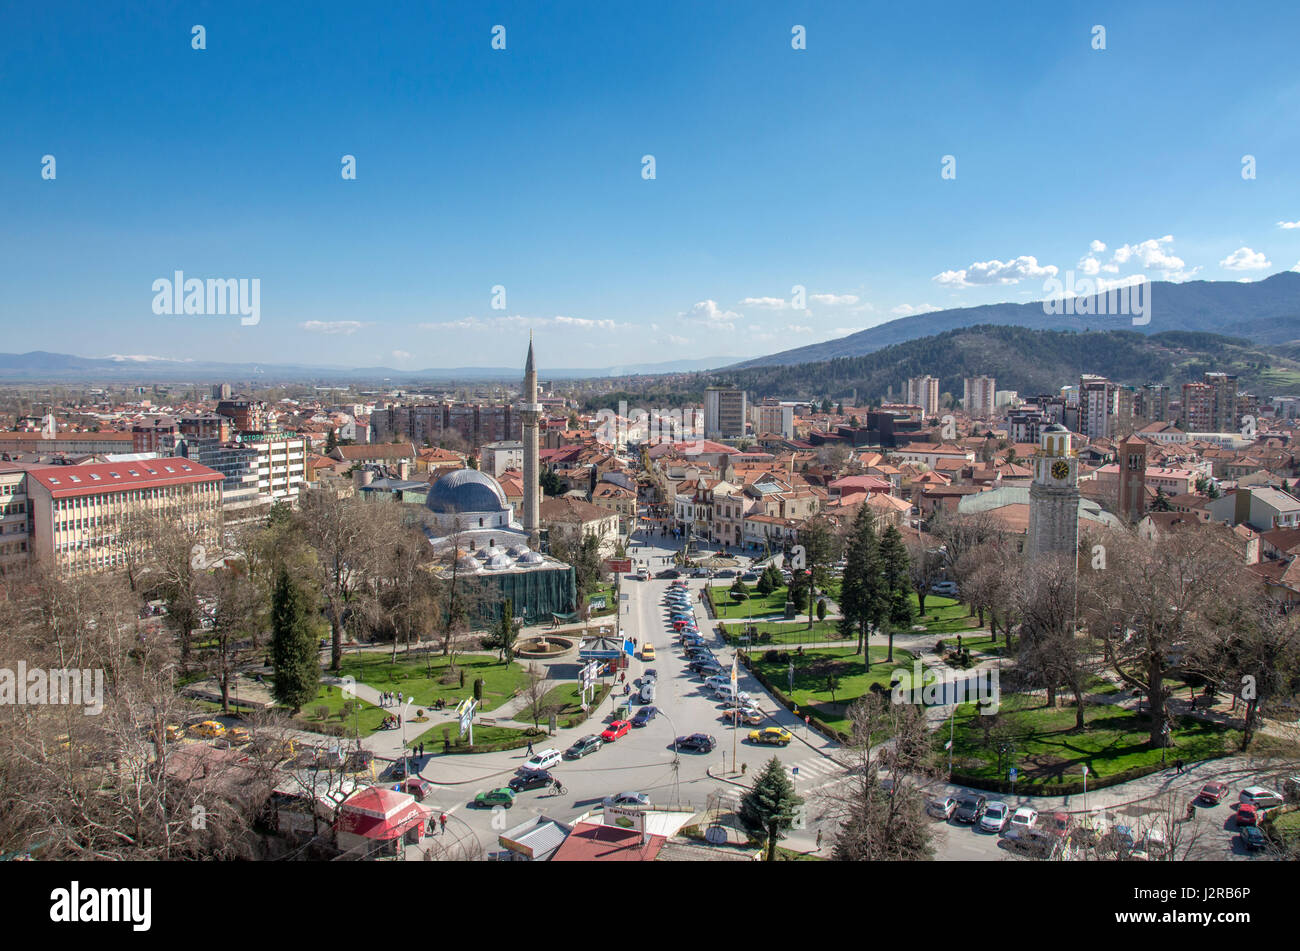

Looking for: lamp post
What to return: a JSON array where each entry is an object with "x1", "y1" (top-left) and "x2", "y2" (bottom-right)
[
  {"x1": 401, "y1": 698, "x2": 414, "y2": 779},
  {"x1": 1082, "y1": 765, "x2": 1089, "y2": 814}
]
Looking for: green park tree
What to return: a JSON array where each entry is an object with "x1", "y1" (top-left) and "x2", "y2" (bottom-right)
[
  {"x1": 270, "y1": 567, "x2": 321, "y2": 715},
  {"x1": 738, "y1": 757, "x2": 804, "y2": 862}
]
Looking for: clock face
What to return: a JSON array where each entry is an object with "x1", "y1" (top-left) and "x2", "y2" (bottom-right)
[{"x1": 1051, "y1": 460, "x2": 1070, "y2": 480}]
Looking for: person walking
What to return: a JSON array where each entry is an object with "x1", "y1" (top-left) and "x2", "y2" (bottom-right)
[
  {"x1": 439, "y1": 813, "x2": 448, "y2": 834},
  {"x1": 1174, "y1": 758, "x2": 1184, "y2": 774},
  {"x1": 816, "y1": 829, "x2": 823, "y2": 851},
  {"x1": 526, "y1": 740, "x2": 534, "y2": 756}
]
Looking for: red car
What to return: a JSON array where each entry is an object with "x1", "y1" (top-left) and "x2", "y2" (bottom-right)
[
  {"x1": 1236, "y1": 803, "x2": 1260, "y2": 826},
  {"x1": 601, "y1": 720, "x2": 632, "y2": 742},
  {"x1": 1198, "y1": 781, "x2": 1230, "y2": 804},
  {"x1": 400, "y1": 778, "x2": 433, "y2": 801},
  {"x1": 1047, "y1": 812, "x2": 1071, "y2": 838}
]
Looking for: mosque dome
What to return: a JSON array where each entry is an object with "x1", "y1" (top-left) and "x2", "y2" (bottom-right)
[{"x1": 426, "y1": 468, "x2": 508, "y2": 514}]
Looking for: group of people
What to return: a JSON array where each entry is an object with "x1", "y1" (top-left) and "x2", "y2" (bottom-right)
[
  {"x1": 380, "y1": 713, "x2": 402, "y2": 730},
  {"x1": 379, "y1": 691, "x2": 404, "y2": 707}
]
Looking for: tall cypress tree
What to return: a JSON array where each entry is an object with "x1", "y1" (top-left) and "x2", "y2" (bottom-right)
[
  {"x1": 839, "y1": 505, "x2": 883, "y2": 657},
  {"x1": 270, "y1": 567, "x2": 321, "y2": 714},
  {"x1": 878, "y1": 524, "x2": 915, "y2": 663}
]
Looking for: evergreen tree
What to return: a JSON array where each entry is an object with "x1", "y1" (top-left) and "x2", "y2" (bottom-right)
[
  {"x1": 755, "y1": 566, "x2": 775, "y2": 597},
  {"x1": 838, "y1": 506, "x2": 883, "y2": 656},
  {"x1": 738, "y1": 757, "x2": 804, "y2": 862},
  {"x1": 878, "y1": 524, "x2": 915, "y2": 662},
  {"x1": 730, "y1": 577, "x2": 749, "y2": 601},
  {"x1": 325, "y1": 428, "x2": 337, "y2": 453},
  {"x1": 1151, "y1": 487, "x2": 1172, "y2": 512},
  {"x1": 270, "y1": 567, "x2": 321, "y2": 714}
]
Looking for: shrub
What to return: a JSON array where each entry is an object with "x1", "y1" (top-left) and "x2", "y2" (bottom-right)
[{"x1": 314, "y1": 705, "x2": 330, "y2": 721}]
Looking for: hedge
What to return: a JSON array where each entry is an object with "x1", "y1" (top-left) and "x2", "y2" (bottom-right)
[{"x1": 740, "y1": 652, "x2": 850, "y2": 744}]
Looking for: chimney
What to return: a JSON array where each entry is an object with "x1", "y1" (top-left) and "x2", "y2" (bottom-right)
[{"x1": 398, "y1": 459, "x2": 411, "y2": 481}]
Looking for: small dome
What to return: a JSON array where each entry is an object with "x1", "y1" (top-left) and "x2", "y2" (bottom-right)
[
  {"x1": 456, "y1": 555, "x2": 482, "y2": 571},
  {"x1": 485, "y1": 554, "x2": 512, "y2": 570},
  {"x1": 518, "y1": 551, "x2": 544, "y2": 565},
  {"x1": 426, "y1": 468, "x2": 508, "y2": 514},
  {"x1": 1043, "y1": 423, "x2": 1068, "y2": 433},
  {"x1": 506, "y1": 545, "x2": 527, "y2": 557}
]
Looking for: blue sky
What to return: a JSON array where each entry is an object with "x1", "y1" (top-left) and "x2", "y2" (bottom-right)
[{"x1": 3, "y1": 0, "x2": 1300, "y2": 370}]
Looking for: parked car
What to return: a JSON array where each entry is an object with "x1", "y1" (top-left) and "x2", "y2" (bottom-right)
[
  {"x1": 190, "y1": 720, "x2": 226, "y2": 739},
  {"x1": 345, "y1": 749, "x2": 374, "y2": 772},
  {"x1": 631, "y1": 706, "x2": 659, "y2": 727},
  {"x1": 748, "y1": 726, "x2": 794, "y2": 746},
  {"x1": 1239, "y1": 786, "x2": 1284, "y2": 809},
  {"x1": 1198, "y1": 781, "x2": 1230, "y2": 804},
  {"x1": 675, "y1": 733, "x2": 717, "y2": 753},
  {"x1": 691, "y1": 567, "x2": 710, "y2": 578},
  {"x1": 642, "y1": 668, "x2": 659, "y2": 681},
  {"x1": 734, "y1": 708, "x2": 764, "y2": 726},
  {"x1": 1110, "y1": 824, "x2": 1137, "y2": 852},
  {"x1": 1046, "y1": 812, "x2": 1071, "y2": 838},
  {"x1": 509, "y1": 769, "x2": 555, "y2": 793},
  {"x1": 691, "y1": 662, "x2": 724, "y2": 676},
  {"x1": 740, "y1": 572, "x2": 758, "y2": 583},
  {"x1": 715, "y1": 569, "x2": 737, "y2": 579},
  {"x1": 704, "y1": 674, "x2": 732, "y2": 690},
  {"x1": 601, "y1": 720, "x2": 632, "y2": 742},
  {"x1": 656, "y1": 569, "x2": 681, "y2": 579},
  {"x1": 637, "y1": 566, "x2": 649, "y2": 580},
  {"x1": 228, "y1": 727, "x2": 252, "y2": 745},
  {"x1": 927, "y1": 796, "x2": 958, "y2": 820},
  {"x1": 602, "y1": 791, "x2": 650, "y2": 808},
  {"x1": 564, "y1": 735, "x2": 603, "y2": 759},
  {"x1": 712, "y1": 685, "x2": 750, "y2": 704},
  {"x1": 952, "y1": 795, "x2": 988, "y2": 824},
  {"x1": 641, "y1": 644, "x2": 656, "y2": 661},
  {"x1": 1236, "y1": 803, "x2": 1262, "y2": 827},
  {"x1": 473, "y1": 787, "x2": 516, "y2": 808},
  {"x1": 639, "y1": 681, "x2": 657, "y2": 703},
  {"x1": 931, "y1": 581, "x2": 959, "y2": 596},
  {"x1": 979, "y1": 801, "x2": 1010, "y2": 833},
  {"x1": 522, "y1": 748, "x2": 563, "y2": 772},
  {"x1": 1239, "y1": 825, "x2": 1268, "y2": 851},
  {"x1": 1008, "y1": 807, "x2": 1039, "y2": 836}
]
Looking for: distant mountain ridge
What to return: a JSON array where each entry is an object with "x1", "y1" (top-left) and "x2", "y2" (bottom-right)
[
  {"x1": 718, "y1": 326, "x2": 1300, "y2": 403},
  {"x1": 0, "y1": 352, "x2": 733, "y2": 383},
  {"x1": 728, "y1": 271, "x2": 1300, "y2": 370}
]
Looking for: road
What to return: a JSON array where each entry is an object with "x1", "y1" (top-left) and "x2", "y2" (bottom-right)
[{"x1": 411, "y1": 530, "x2": 848, "y2": 857}]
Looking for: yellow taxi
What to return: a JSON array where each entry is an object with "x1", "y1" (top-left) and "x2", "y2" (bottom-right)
[
  {"x1": 641, "y1": 644, "x2": 656, "y2": 661},
  {"x1": 164, "y1": 725, "x2": 185, "y2": 743},
  {"x1": 748, "y1": 726, "x2": 794, "y2": 746},
  {"x1": 228, "y1": 727, "x2": 252, "y2": 745},
  {"x1": 190, "y1": 720, "x2": 227, "y2": 739}
]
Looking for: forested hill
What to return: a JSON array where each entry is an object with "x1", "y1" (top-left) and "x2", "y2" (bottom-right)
[{"x1": 708, "y1": 327, "x2": 1300, "y2": 403}]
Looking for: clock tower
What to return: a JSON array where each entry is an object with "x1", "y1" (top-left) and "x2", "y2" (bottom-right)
[{"x1": 1027, "y1": 423, "x2": 1079, "y2": 560}]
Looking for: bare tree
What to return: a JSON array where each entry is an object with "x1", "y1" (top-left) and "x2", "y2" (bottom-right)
[
  {"x1": 1081, "y1": 525, "x2": 1236, "y2": 747},
  {"x1": 815, "y1": 692, "x2": 938, "y2": 860},
  {"x1": 1015, "y1": 552, "x2": 1099, "y2": 728},
  {"x1": 904, "y1": 535, "x2": 944, "y2": 617}
]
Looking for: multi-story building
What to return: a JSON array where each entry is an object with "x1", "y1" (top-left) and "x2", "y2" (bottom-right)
[
  {"x1": 0, "y1": 431, "x2": 135, "y2": 455},
  {"x1": 480, "y1": 440, "x2": 524, "y2": 476},
  {"x1": 215, "y1": 398, "x2": 272, "y2": 434},
  {"x1": 1181, "y1": 382, "x2": 1215, "y2": 433},
  {"x1": 0, "y1": 469, "x2": 32, "y2": 572},
  {"x1": 1078, "y1": 375, "x2": 1118, "y2": 440},
  {"x1": 26, "y1": 460, "x2": 223, "y2": 575},
  {"x1": 752, "y1": 400, "x2": 796, "y2": 439},
  {"x1": 243, "y1": 434, "x2": 307, "y2": 506},
  {"x1": 962, "y1": 376, "x2": 996, "y2": 418},
  {"x1": 159, "y1": 435, "x2": 262, "y2": 514},
  {"x1": 1203, "y1": 372, "x2": 1238, "y2": 433},
  {"x1": 905, "y1": 376, "x2": 941, "y2": 418},
  {"x1": 370, "y1": 402, "x2": 521, "y2": 448},
  {"x1": 1138, "y1": 384, "x2": 1170, "y2": 424},
  {"x1": 1117, "y1": 435, "x2": 1147, "y2": 522},
  {"x1": 704, "y1": 387, "x2": 747, "y2": 440}
]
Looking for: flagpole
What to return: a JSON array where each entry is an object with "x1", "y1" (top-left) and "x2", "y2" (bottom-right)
[{"x1": 731, "y1": 650, "x2": 738, "y2": 774}]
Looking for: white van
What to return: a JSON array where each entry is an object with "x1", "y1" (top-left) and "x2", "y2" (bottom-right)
[{"x1": 640, "y1": 681, "x2": 656, "y2": 703}]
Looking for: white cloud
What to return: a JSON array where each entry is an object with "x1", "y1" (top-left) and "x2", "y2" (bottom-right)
[
  {"x1": 890, "y1": 302, "x2": 939, "y2": 317},
  {"x1": 1278, "y1": 221, "x2": 1300, "y2": 229},
  {"x1": 391, "y1": 350, "x2": 411, "y2": 360},
  {"x1": 681, "y1": 299, "x2": 743, "y2": 330},
  {"x1": 1111, "y1": 235, "x2": 1184, "y2": 272},
  {"x1": 1220, "y1": 246, "x2": 1271, "y2": 271},
  {"x1": 809, "y1": 293, "x2": 860, "y2": 306},
  {"x1": 300, "y1": 320, "x2": 367, "y2": 335},
  {"x1": 1089, "y1": 239, "x2": 1107, "y2": 253},
  {"x1": 739, "y1": 296, "x2": 787, "y2": 309},
  {"x1": 554, "y1": 315, "x2": 617, "y2": 330},
  {"x1": 420, "y1": 314, "x2": 619, "y2": 332},
  {"x1": 1292, "y1": 261, "x2": 1300, "y2": 273},
  {"x1": 933, "y1": 255, "x2": 1058, "y2": 287},
  {"x1": 785, "y1": 324, "x2": 815, "y2": 334}
]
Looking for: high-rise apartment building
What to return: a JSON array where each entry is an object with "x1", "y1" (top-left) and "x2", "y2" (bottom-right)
[
  {"x1": 905, "y1": 376, "x2": 941, "y2": 418},
  {"x1": 370, "y1": 402, "x2": 521, "y2": 448},
  {"x1": 962, "y1": 376, "x2": 996, "y2": 418},
  {"x1": 1079, "y1": 375, "x2": 1118, "y2": 440},
  {"x1": 1138, "y1": 384, "x2": 1170, "y2": 424},
  {"x1": 753, "y1": 401, "x2": 796, "y2": 439},
  {"x1": 1181, "y1": 382, "x2": 1215, "y2": 433},
  {"x1": 704, "y1": 387, "x2": 747, "y2": 440},
  {"x1": 1203, "y1": 372, "x2": 1238, "y2": 432}
]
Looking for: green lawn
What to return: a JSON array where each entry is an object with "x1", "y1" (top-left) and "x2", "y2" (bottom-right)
[
  {"x1": 295, "y1": 683, "x2": 388, "y2": 736},
  {"x1": 748, "y1": 645, "x2": 917, "y2": 736},
  {"x1": 589, "y1": 582, "x2": 619, "y2": 618},
  {"x1": 1272, "y1": 809, "x2": 1300, "y2": 843},
  {"x1": 945, "y1": 691, "x2": 1241, "y2": 787},
  {"x1": 724, "y1": 619, "x2": 851, "y2": 645},
  {"x1": 710, "y1": 585, "x2": 791, "y2": 618},
  {"x1": 339, "y1": 652, "x2": 529, "y2": 713},
  {"x1": 538, "y1": 682, "x2": 613, "y2": 728},
  {"x1": 912, "y1": 596, "x2": 980, "y2": 634},
  {"x1": 411, "y1": 720, "x2": 538, "y2": 753}
]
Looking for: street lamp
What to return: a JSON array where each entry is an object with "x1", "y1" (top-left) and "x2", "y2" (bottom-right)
[{"x1": 1082, "y1": 765, "x2": 1089, "y2": 814}]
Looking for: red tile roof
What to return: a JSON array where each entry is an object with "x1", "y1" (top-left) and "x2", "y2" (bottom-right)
[
  {"x1": 549, "y1": 821, "x2": 665, "y2": 862},
  {"x1": 26, "y1": 460, "x2": 222, "y2": 499}
]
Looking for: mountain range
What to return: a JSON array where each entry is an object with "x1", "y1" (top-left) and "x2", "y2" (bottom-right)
[{"x1": 727, "y1": 271, "x2": 1300, "y2": 370}]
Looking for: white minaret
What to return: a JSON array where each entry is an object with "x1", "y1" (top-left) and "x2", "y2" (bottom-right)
[
  {"x1": 521, "y1": 335, "x2": 541, "y2": 536},
  {"x1": 1026, "y1": 423, "x2": 1080, "y2": 560}
]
